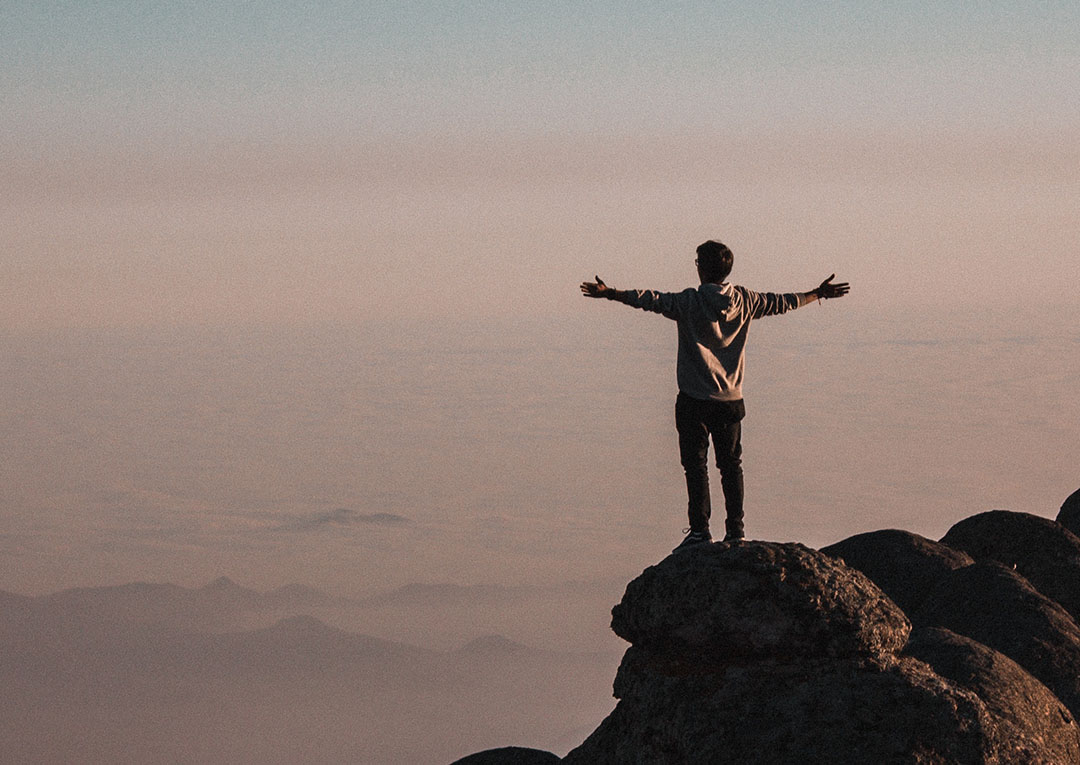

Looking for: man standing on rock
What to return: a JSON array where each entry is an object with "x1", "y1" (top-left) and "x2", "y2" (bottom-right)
[{"x1": 580, "y1": 240, "x2": 849, "y2": 552}]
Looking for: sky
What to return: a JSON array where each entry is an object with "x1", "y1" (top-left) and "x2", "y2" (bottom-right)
[
  {"x1": 4, "y1": 0, "x2": 1079, "y2": 330},
  {"x1": 2, "y1": 1, "x2": 1079, "y2": 596}
]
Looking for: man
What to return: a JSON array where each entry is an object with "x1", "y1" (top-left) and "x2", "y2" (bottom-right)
[{"x1": 580, "y1": 240, "x2": 849, "y2": 552}]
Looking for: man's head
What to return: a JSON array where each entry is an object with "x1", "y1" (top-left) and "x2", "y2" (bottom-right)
[{"x1": 695, "y1": 240, "x2": 733, "y2": 284}]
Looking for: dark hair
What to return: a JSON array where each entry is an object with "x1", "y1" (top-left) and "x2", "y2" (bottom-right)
[{"x1": 696, "y1": 240, "x2": 733, "y2": 282}]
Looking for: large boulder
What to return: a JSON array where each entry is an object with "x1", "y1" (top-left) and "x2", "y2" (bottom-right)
[
  {"x1": 610, "y1": 541, "x2": 909, "y2": 663},
  {"x1": 906, "y1": 627, "x2": 1080, "y2": 762},
  {"x1": 821, "y1": 529, "x2": 973, "y2": 616},
  {"x1": 448, "y1": 747, "x2": 559, "y2": 765},
  {"x1": 914, "y1": 560, "x2": 1080, "y2": 718},
  {"x1": 940, "y1": 510, "x2": 1080, "y2": 623},
  {"x1": 568, "y1": 653, "x2": 1012, "y2": 764},
  {"x1": 564, "y1": 542, "x2": 1064, "y2": 764},
  {"x1": 1058, "y1": 488, "x2": 1080, "y2": 537}
]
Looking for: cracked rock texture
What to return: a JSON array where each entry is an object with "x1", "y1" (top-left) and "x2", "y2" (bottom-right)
[{"x1": 610, "y1": 541, "x2": 910, "y2": 662}]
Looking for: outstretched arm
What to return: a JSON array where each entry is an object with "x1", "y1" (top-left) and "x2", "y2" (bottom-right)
[
  {"x1": 736, "y1": 274, "x2": 852, "y2": 318},
  {"x1": 580, "y1": 276, "x2": 632, "y2": 304},
  {"x1": 580, "y1": 276, "x2": 682, "y2": 319},
  {"x1": 802, "y1": 274, "x2": 850, "y2": 305}
]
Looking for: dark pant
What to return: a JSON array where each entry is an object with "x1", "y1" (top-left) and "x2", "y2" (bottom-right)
[{"x1": 675, "y1": 392, "x2": 745, "y2": 538}]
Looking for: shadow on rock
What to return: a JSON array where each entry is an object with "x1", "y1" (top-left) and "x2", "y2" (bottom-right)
[
  {"x1": 1057, "y1": 488, "x2": 1080, "y2": 538},
  {"x1": 906, "y1": 626, "x2": 1079, "y2": 763},
  {"x1": 940, "y1": 510, "x2": 1080, "y2": 625},
  {"x1": 914, "y1": 559, "x2": 1080, "y2": 721},
  {"x1": 821, "y1": 529, "x2": 973, "y2": 616}
]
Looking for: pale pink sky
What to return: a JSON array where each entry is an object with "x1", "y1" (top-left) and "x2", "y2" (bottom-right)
[
  {"x1": 4, "y1": 129, "x2": 1077, "y2": 332},
  {"x1": 4, "y1": 2, "x2": 1079, "y2": 332}
]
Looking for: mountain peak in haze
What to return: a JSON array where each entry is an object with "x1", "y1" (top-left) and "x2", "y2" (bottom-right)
[
  {"x1": 204, "y1": 575, "x2": 241, "y2": 591},
  {"x1": 200, "y1": 576, "x2": 263, "y2": 606}
]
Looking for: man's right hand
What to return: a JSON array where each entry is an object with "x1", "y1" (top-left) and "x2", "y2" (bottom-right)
[{"x1": 580, "y1": 276, "x2": 610, "y2": 298}]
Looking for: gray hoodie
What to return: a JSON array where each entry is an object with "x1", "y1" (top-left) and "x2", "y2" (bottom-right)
[{"x1": 622, "y1": 282, "x2": 808, "y2": 402}]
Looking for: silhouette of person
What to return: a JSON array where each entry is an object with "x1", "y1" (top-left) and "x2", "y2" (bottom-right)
[{"x1": 581, "y1": 240, "x2": 849, "y2": 552}]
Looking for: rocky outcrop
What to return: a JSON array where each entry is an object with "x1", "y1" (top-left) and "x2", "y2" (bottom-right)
[
  {"x1": 562, "y1": 541, "x2": 1079, "y2": 764},
  {"x1": 572, "y1": 652, "x2": 1004, "y2": 764},
  {"x1": 1057, "y1": 488, "x2": 1080, "y2": 537},
  {"x1": 453, "y1": 489, "x2": 1080, "y2": 764},
  {"x1": 914, "y1": 559, "x2": 1080, "y2": 720},
  {"x1": 940, "y1": 510, "x2": 1080, "y2": 624},
  {"x1": 821, "y1": 529, "x2": 973, "y2": 615},
  {"x1": 905, "y1": 627, "x2": 1080, "y2": 763},
  {"x1": 610, "y1": 541, "x2": 908, "y2": 662}
]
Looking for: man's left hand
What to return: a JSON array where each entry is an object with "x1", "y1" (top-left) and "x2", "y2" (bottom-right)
[{"x1": 814, "y1": 274, "x2": 850, "y2": 300}]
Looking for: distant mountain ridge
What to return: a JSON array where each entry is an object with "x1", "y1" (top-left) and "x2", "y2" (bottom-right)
[
  {"x1": 1, "y1": 575, "x2": 620, "y2": 617},
  {"x1": 1, "y1": 574, "x2": 619, "y2": 764},
  {"x1": 0, "y1": 575, "x2": 626, "y2": 652}
]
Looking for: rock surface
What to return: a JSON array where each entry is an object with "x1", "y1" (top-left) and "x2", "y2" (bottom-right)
[
  {"x1": 610, "y1": 540, "x2": 910, "y2": 662},
  {"x1": 562, "y1": 541, "x2": 1077, "y2": 764},
  {"x1": 449, "y1": 746, "x2": 560, "y2": 765},
  {"x1": 821, "y1": 529, "x2": 973, "y2": 616},
  {"x1": 940, "y1": 510, "x2": 1080, "y2": 624},
  {"x1": 569, "y1": 653, "x2": 1009, "y2": 764},
  {"x1": 906, "y1": 627, "x2": 1080, "y2": 763},
  {"x1": 1058, "y1": 487, "x2": 1080, "y2": 537},
  {"x1": 914, "y1": 560, "x2": 1080, "y2": 719}
]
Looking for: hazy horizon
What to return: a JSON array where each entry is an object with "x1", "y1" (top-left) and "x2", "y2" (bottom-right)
[{"x1": 3, "y1": 306, "x2": 1077, "y2": 601}]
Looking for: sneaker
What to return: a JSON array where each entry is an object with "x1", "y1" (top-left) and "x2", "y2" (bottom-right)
[
  {"x1": 673, "y1": 530, "x2": 712, "y2": 553},
  {"x1": 722, "y1": 532, "x2": 744, "y2": 544}
]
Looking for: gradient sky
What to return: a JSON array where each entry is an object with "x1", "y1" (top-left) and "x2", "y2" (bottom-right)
[
  {"x1": 4, "y1": 0, "x2": 1079, "y2": 329},
  {"x1": 2, "y1": 3, "x2": 1079, "y2": 597},
  {"x1": 6, "y1": 1, "x2": 1080, "y2": 143}
]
